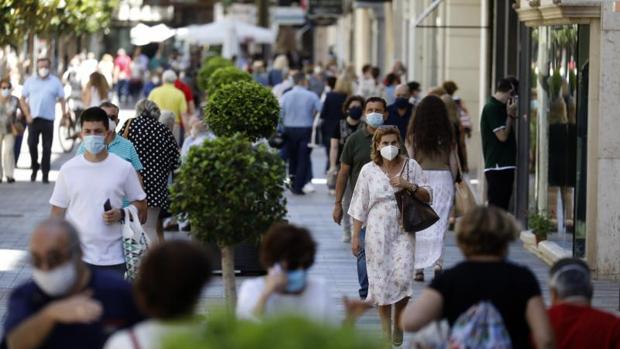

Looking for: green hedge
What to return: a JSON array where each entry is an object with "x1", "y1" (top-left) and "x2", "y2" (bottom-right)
[
  {"x1": 207, "y1": 67, "x2": 253, "y2": 96},
  {"x1": 197, "y1": 56, "x2": 234, "y2": 91}
]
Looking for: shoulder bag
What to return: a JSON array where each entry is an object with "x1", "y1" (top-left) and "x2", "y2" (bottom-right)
[
  {"x1": 452, "y1": 151, "x2": 477, "y2": 217},
  {"x1": 394, "y1": 159, "x2": 439, "y2": 234}
]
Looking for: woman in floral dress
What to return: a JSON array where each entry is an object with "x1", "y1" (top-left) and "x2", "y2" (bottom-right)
[{"x1": 348, "y1": 125, "x2": 431, "y2": 346}]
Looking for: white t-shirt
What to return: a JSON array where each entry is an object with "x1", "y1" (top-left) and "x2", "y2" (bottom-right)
[
  {"x1": 104, "y1": 320, "x2": 197, "y2": 349},
  {"x1": 50, "y1": 153, "x2": 146, "y2": 265},
  {"x1": 236, "y1": 276, "x2": 338, "y2": 324}
]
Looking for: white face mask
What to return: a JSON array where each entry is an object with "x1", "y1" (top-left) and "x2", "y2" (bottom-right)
[
  {"x1": 380, "y1": 145, "x2": 399, "y2": 161},
  {"x1": 38, "y1": 68, "x2": 50, "y2": 78},
  {"x1": 1, "y1": 89, "x2": 9, "y2": 97},
  {"x1": 32, "y1": 260, "x2": 78, "y2": 297}
]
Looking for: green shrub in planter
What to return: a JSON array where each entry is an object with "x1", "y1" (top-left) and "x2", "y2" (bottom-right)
[
  {"x1": 529, "y1": 211, "x2": 554, "y2": 242},
  {"x1": 207, "y1": 67, "x2": 253, "y2": 96},
  {"x1": 197, "y1": 56, "x2": 234, "y2": 91},
  {"x1": 205, "y1": 81, "x2": 280, "y2": 142},
  {"x1": 170, "y1": 134, "x2": 287, "y2": 306},
  {"x1": 164, "y1": 314, "x2": 381, "y2": 349}
]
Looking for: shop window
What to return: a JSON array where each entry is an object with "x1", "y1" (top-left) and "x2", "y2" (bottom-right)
[{"x1": 528, "y1": 25, "x2": 589, "y2": 257}]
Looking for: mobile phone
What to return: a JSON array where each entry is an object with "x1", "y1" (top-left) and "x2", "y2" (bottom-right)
[{"x1": 104, "y1": 199, "x2": 112, "y2": 212}]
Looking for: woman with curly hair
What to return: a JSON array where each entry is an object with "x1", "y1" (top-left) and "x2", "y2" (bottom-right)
[{"x1": 405, "y1": 95, "x2": 458, "y2": 282}]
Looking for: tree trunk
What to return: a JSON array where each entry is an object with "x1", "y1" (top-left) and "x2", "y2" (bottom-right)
[{"x1": 220, "y1": 244, "x2": 237, "y2": 310}]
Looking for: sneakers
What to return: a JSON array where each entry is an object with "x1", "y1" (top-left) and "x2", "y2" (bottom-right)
[{"x1": 302, "y1": 183, "x2": 315, "y2": 194}]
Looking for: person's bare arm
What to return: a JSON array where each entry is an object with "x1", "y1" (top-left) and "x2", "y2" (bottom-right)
[
  {"x1": 50, "y1": 206, "x2": 66, "y2": 218},
  {"x1": 58, "y1": 97, "x2": 67, "y2": 117},
  {"x1": 332, "y1": 164, "x2": 350, "y2": 224},
  {"x1": 82, "y1": 86, "x2": 91, "y2": 107},
  {"x1": 525, "y1": 296, "x2": 555, "y2": 349},
  {"x1": 7, "y1": 293, "x2": 102, "y2": 349},
  {"x1": 187, "y1": 102, "x2": 196, "y2": 117},
  {"x1": 495, "y1": 98, "x2": 518, "y2": 142},
  {"x1": 130, "y1": 199, "x2": 148, "y2": 224},
  {"x1": 400, "y1": 288, "x2": 443, "y2": 331},
  {"x1": 351, "y1": 219, "x2": 363, "y2": 257},
  {"x1": 19, "y1": 97, "x2": 32, "y2": 123},
  {"x1": 329, "y1": 138, "x2": 339, "y2": 170}
]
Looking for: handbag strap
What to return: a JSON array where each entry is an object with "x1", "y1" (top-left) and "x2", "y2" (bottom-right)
[
  {"x1": 450, "y1": 150, "x2": 463, "y2": 183},
  {"x1": 123, "y1": 118, "x2": 134, "y2": 139},
  {"x1": 129, "y1": 328, "x2": 142, "y2": 349}
]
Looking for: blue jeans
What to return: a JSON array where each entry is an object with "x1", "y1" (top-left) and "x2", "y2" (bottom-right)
[
  {"x1": 357, "y1": 227, "x2": 368, "y2": 299},
  {"x1": 86, "y1": 263, "x2": 127, "y2": 279}
]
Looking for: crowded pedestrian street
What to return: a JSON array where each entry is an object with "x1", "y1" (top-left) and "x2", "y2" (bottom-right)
[{"x1": 2, "y1": 1, "x2": 620, "y2": 348}]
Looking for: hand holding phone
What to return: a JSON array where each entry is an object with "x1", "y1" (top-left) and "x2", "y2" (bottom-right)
[{"x1": 103, "y1": 199, "x2": 112, "y2": 212}]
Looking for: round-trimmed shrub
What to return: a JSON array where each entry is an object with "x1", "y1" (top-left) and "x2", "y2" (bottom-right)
[
  {"x1": 205, "y1": 81, "x2": 280, "y2": 142},
  {"x1": 207, "y1": 67, "x2": 253, "y2": 96},
  {"x1": 170, "y1": 133, "x2": 287, "y2": 247},
  {"x1": 197, "y1": 56, "x2": 234, "y2": 91}
]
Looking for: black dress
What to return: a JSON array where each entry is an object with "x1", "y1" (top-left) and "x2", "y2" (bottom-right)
[
  {"x1": 119, "y1": 115, "x2": 180, "y2": 210},
  {"x1": 319, "y1": 92, "x2": 347, "y2": 146}
]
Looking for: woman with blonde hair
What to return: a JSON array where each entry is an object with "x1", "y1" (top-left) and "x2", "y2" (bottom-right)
[
  {"x1": 348, "y1": 125, "x2": 431, "y2": 346},
  {"x1": 319, "y1": 75, "x2": 353, "y2": 170},
  {"x1": 83, "y1": 71, "x2": 110, "y2": 107},
  {"x1": 401, "y1": 206, "x2": 554, "y2": 349}
]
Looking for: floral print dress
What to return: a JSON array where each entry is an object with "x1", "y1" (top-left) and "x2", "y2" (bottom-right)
[{"x1": 348, "y1": 158, "x2": 431, "y2": 306}]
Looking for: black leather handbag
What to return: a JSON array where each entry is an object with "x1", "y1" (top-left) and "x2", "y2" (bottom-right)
[{"x1": 394, "y1": 160, "x2": 439, "y2": 234}]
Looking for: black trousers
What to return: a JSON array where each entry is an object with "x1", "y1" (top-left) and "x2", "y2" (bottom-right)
[
  {"x1": 284, "y1": 127, "x2": 312, "y2": 193},
  {"x1": 485, "y1": 169, "x2": 515, "y2": 211},
  {"x1": 28, "y1": 118, "x2": 54, "y2": 175}
]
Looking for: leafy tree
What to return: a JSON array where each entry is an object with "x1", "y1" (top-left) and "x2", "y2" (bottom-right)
[
  {"x1": 205, "y1": 81, "x2": 280, "y2": 142},
  {"x1": 207, "y1": 67, "x2": 252, "y2": 96},
  {"x1": 197, "y1": 56, "x2": 234, "y2": 91},
  {"x1": 170, "y1": 134, "x2": 287, "y2": 306}
]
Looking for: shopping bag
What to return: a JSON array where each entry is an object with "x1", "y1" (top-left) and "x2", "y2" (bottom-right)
[{"x1": 122, "y1": 205, "x2": 150, "y2": 281}]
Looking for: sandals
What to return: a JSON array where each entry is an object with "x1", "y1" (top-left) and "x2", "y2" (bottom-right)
[{"x1": 414, "y1": 271, "x2": 424, "y2": 282}]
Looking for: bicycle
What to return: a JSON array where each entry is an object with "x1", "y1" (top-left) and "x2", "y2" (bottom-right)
[{"x1": 57, "y1": 107, "x2": 82, "y2": 153}]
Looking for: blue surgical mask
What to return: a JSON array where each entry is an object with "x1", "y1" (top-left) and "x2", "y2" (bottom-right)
[
  {"x1": 366, "y1": 112, "x2": 384, "y2": 128},
  {"x1": 83, "y1": 135, "x2": 106, "y2": 154},
  {"x1": 285, "y1": 268, "x2": 307, "y2": 293}
]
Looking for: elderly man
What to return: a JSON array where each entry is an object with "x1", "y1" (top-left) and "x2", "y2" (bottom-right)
[
  {"x1": 20, "y1": 57, "x2": 69, "y2": 183},
  {"x1": 385, "y1": 84, "x2": 413, "y2": 140},
  {"x1": 547, "y1": 258, "x2": 620, "y2": 349},
  {"x1": 148, "y1": 69, "x2": 189, "y2": 145},
  {"x1": 3, "y1": 219, "x2": 142, "y2": 349}
]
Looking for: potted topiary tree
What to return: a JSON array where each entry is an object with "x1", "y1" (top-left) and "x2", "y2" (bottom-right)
[
  {"x1": 170, "y1": 134, "x2": 287, "y2": 307},
  {"x1": 197, "y1": 56, "x2": 234, "y2": 92},
  {"x1": 207, "y1": 67, "x2": 253, "y2": 97},
  {"x1": 205, "y1": 81, "x2": 280, "y2": 141},
  {"x1": 529, "y1": 211, "x2": 554, "y2": 243}
]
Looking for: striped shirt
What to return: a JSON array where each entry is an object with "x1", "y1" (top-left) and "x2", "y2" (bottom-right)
[{"x1": 77, "y1": 135, "x2": 143, "y2": 172}]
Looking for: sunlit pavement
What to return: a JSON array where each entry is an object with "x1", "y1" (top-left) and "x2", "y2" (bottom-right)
[{"x1": 0, "y1": 107, "x2": 618, "y2": 338}]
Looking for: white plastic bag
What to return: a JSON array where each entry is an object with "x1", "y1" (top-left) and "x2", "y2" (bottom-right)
[{"x1": 122, "y1": 205, "x2": 150, "y2": 281}]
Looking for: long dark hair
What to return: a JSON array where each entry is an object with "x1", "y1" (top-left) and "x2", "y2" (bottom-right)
[{"x1": 406, "y1": 95, "x2": 454, "y2": 157}]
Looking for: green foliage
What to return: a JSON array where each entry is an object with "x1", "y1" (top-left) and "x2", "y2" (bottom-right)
[
  {"x1": 164, "y1": 314, "x2": 381, "y2": 349},
  {"x1": 0, "y1": 0, "x2": 118, "y2": 47},
  {"x1": 205, "y1": 81, "x2": 280, "y2": 142},
  {"x1": 207, "y1": 67, "x2": 253, "y2": 96},
  {"x1": 170, "y1": 134, "x2": 287, "y2": 247},
  {"x1": 197, "y1": 56, "x2": 234, "y2": 91},
  {"x1": 529, "y1": 212, "x2": 554, "y2": 241}
]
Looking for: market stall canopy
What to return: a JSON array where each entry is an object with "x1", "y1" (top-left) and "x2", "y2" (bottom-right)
[
  {"x1": 131, "y1": 23, "x2": 176, "y2": 46},
  {"x1": 175, "y1": 18, "x2": 277, "y2": 57}
]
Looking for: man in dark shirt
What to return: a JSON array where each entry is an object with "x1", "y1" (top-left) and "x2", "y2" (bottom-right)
[
  {"x1": 3, "y1": 218, "x2": 142, "y2": 349},
  {"x1": 386, "y1": 84, "x2": 413, "y2": 140},
  {"x1": 547, "y1": 258, "x2": 620, "y2": 349},
  {"x1": 480, "y1": 77, "x2": 519, "y2": 210},
  {"x1": 332, "y1": 97, "x2": 388, "y2": 299}
]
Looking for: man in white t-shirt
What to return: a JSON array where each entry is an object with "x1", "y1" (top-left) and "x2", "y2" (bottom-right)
[{"x1": 50, "y1": 107, "x2": 147, "y2": 276}]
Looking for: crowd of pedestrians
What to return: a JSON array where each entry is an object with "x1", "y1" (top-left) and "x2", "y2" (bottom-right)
[{"x1": 0, "y1": 48, "x2": 618, "y2": 349}]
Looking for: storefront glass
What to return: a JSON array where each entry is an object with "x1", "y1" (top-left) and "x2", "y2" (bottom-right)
[{"x1": 528, "y1": 25, "x2": 589, "y2": 257}]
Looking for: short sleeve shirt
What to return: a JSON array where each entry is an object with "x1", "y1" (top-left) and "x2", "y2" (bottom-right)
[
  {"x1": 49, "y1": 154, "x2": 146, "y2": 265},
  {"x1": 3, "y1": 269, "x2": 143, "y2": 349},
  {"x1": 385, "y1": 104, "x2": 413, "y2": 140},
  {"x1": 340, "y1": 127, "x2": 374, "y2": 188},
  {"x1": 22, "y1": 75, "x2": 64, "y2": 120},
  {"x1": 430, "y1": 260, "x2": 542, "y2": 349},
  {"x1": 147, "y1": 84, "x2": 188, "y2": 124},
  {"x1": 480, "y1": 97, "x2": 517, "y2": 170}
]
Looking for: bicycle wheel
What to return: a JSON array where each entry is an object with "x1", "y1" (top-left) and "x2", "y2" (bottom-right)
[{"x1": 57, "y1": 117, "x2": 75, "y2": 153}]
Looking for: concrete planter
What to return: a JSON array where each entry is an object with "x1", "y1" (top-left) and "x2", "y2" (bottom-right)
[{"x1": 519, "y1": 230, "x2": 571, "y2": 265}]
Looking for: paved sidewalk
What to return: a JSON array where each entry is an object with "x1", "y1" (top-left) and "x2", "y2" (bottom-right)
[{"x1": 0, "y1": 139, "x2": 618, "y2": 336}]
